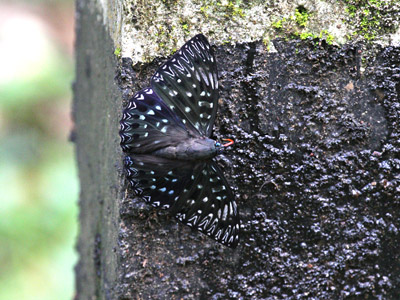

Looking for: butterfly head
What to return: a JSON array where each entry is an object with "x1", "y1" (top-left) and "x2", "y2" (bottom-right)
[{"x1": 215, "y1": 138, "x2": 234, "y2": 154}]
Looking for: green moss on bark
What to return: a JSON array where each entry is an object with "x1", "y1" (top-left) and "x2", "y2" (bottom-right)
[{"x1": 343, "y1": 0, "x2": 400, "y2": 40}]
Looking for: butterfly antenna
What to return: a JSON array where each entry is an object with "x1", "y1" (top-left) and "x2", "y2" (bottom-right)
[{"x1": 222, "y1": 138, "x2": 234, "y2": 147}]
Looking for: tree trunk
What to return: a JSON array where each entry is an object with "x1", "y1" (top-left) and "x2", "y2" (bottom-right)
[{"x1": 74, "y1": 0, "x2": 400, "y2": 299}]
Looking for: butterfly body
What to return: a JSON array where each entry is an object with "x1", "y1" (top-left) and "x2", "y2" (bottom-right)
[
  {"x1": 152, "y1": 136, "x2": 220, "y2": 160},
  {"x1": 120, "y1": 34, "x2": 240, "y2": 248}
]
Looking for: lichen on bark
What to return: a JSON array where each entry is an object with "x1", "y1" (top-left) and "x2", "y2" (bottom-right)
[{"x1": 97, "y1": 0, "x2": 400, "y2": 65}]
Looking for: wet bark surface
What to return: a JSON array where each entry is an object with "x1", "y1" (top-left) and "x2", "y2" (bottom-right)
[
  {"x1": 117, "y1": 40, "x2": 400, "y2": 299},
  {"x1": 75, "y1": 2, "x2": 400, "y2": 298},
  {"x1": 212, "y1": 39, "x2": 400, "y2": 299}
]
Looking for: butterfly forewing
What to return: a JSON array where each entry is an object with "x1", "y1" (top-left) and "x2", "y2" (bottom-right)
[
  {"x1": 151, "y1": 34, "x2": 219, "y2": 137},
  {"x1": 172, "y1": 161, "x2": 240, "y2": 248},
  {"x1": 120, "y1": 87, "x2": 189, "y2": 153}
]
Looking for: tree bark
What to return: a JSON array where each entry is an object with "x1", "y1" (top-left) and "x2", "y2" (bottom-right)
[
  {"x1": 74, "y1": 0, "x2": 400, "y2": 299},
  {"x1": 73, "y1": 2, "x2": 121, "y2": 298}
]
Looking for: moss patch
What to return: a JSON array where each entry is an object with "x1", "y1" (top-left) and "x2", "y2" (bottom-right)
[
  {"x1": 114, "y1": 47, "x2": 122, "y2": 58},
  {"x1": 200, "y1": 0, "x2": 245, "y2": 19},
  {"x1": 343, "y1": 0, "x2": 400, "y2": 40},
  {"x1": 295, "y1": 5, "x2": 309, "y2": 28},
  {"x1": 272, "y1": 6, "x2": 335, "y2": 45}
]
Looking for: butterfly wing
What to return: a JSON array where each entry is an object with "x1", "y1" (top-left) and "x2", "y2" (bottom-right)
[
  {"x1": 125, "y1": 155, "x2": 240, "y2": 248},
  {"x1": 151, "y1": 34, "x2": 219, "y2": 137},
  {"x1": 172, "y1": 160, "x2": 240, "y2": 248},
  {"x1": 124, "y1": 154, "x2": 196, "y2": 209},
  {"x1": 120, "y1": 87, "x2": 190, "y2": 153}
]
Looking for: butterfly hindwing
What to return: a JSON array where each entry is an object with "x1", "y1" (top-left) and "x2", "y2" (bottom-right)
[
  {"x1": 171, "y1": 161, "x2": 240, "y2": 248},
  {"x1": 151, "y1": 34, "x2": 219, "y2": 137},
  {"x1": 120, "y1": 87, "x2": 190, "y2": 153},
  {"x1": 124, "y1": 154, "x2": 196, "y2": 209},
  {"x1": 125, "y1": 155, "x2": 240, "y2": 247}
]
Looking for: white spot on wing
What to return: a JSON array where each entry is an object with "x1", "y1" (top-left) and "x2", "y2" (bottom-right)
[
  {"x1": 209, "y1": 73, "x2": 214, "y2": 89},
  {"x1": 200, "y1": 69, "x2": 209, "y2": 86},
  {"x1": 222, "y1": 205, "x2": 228, "y2": 221}
]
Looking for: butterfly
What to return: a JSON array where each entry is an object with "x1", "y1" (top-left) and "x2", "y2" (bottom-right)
[{"x1": 119, "y1": 34, "x2": 240, "y2": 248}]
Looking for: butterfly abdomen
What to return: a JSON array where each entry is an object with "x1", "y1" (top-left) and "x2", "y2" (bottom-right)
[{"x1": 152, "y1": 137, "x2": 217, "y2": 160}]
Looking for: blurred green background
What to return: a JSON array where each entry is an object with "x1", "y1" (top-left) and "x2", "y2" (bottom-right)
[{"x1": 0, "y1": 0, "x2": 77, "y2": 299}]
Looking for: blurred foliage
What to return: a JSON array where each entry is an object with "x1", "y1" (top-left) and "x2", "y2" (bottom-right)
[{"x1": 0, "y1": 1, "x2": 77, "y2": 299}]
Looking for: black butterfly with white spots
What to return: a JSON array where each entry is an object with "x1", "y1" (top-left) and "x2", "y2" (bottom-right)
[{"x1": 119, "y1": 34, "x2": 239, "y2": 248}]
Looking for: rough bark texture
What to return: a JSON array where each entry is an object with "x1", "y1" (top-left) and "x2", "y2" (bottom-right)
[
  {"x1": 74, "y1": 1, "x2": 400, "y2": 299},
  {"x1": 73, "y1": 2, "x2": 122, "y2": 298}
]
